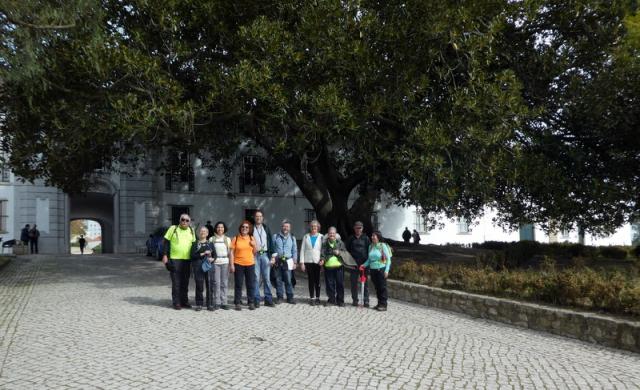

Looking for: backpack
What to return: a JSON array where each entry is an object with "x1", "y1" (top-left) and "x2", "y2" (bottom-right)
[{"x1": 370, "y1": 242, "x2": 393, "y2": 263}]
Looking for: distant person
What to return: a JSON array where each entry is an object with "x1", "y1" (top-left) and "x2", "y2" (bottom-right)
[
  {"x1": 402, "y1": 227, "x2": 411, "y2": 243},
  {"x1": 20, "y1": 224, "x2": 30, "y2": 246},
  {"x1": 205, "y1": 221, "x2": 214, "y2": 239},
  {"x1": 78, "y1": 235, "x2": 87, "y2": 254},
  {"x1": 145, "y1": 234, "x2": 154, "y2": 256},
  {"x1": 412, "y1": 229, "x2": 421, "y2": 245},
  {"x1": 29, "y1": 225, "x2": 40, "y2": 254}
]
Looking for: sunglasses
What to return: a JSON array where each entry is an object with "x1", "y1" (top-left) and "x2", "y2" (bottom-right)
[
  {"x1": 180, "y1": 218, "x2": 190, "y2": 222},
  {"x1": 241, "y1": 225, "x2": 250, "y2": 228}
]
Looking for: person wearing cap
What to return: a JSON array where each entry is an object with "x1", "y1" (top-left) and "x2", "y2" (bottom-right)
[
  {"x1": 346, "y1": 221, "x2": 371, "y2": 307},
  {"x1": 271, "y1": 219, "x2": 298, "y2": 304},
  {"x1": 320, "y1": 226, "x2": 346, "y2": 307},
  {"x1": 162, "y1": 213, "x2": 197, "y2": 310},
  {"x1": 252, "y1": 210, "x2": 275, "y2": 307}
]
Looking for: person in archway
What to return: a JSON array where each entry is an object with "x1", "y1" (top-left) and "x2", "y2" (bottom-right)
[
  {"x1": 402, "y1": 227, "x2": 411, "y2": 244},
  {"x1": 29, "y1": 224, "x2": 40, "y2": 254},
  {"x1": 162, "y1": 213, "x2": 196, "y2": 310},
  {"x1": 78, "y1": 235, "x2": 86, "y2": 254}
]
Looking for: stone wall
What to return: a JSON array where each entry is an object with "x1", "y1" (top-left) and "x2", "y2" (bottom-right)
[
  {"x1": 333, "y1": 271, "x2": 639, "y2": 353},
  {"x1": 385, "y1": 279, "x2": 640, "y2": 353}
]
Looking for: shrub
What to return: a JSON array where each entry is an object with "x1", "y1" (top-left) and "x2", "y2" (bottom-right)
[
  {"x1": 504, "y1": 240, "x2": 541, "y2": 268},
  {"x1": 391, "y1": 260, "x2": 640, "y2": 317},
  {"x1": 473, "y1": 241, "x2": 509, "y2": 251},
  {"x1": 598, "y1": 246, "x2": 628, "y2": 260}
]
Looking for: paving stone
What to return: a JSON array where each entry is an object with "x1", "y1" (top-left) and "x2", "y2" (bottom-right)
[{"x1": 0, "y1": 254, "x2": 639, "y2": 389}]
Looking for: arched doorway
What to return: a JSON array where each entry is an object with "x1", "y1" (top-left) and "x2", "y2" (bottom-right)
[
  {"x1": 68, "y1": 180, "x2": 116, "y2": 253},
  {"x1": 70, "y1": 219, "x2": 103, "y2": 254}
]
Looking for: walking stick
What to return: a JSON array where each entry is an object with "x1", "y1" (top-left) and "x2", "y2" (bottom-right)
[{"x1": 358, "y1": 266, "x2": 366, "y2": 308}]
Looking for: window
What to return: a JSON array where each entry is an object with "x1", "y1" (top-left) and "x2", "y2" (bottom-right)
[
  {"x1": 456, "y1": 217, "x2": 470, "y2": 235},
  {"x1": 0, "y1": 151, "x2": 10, "y2": 182},
  {"x1": 304, "y1": 209, "x2": 316, "y2": 226},
  {"x1": 0, "y1": 200, "x2": 7, "y2": 233},
  {"x1": 371, "y1": 212, "x2": 379, "y2": 231},
  {"x1": 170, "y1": 206, "x2": 191, "y2": 225},
  {"x1": 560, "y1": 229, "x2": 570, "y2": 240},
  {"x1": 239, "y1": 155, "x2": 265, "y2": 194},
  {"x1": 414, "y1": 209, "x2": 427, "y2": 233},
  {"x1": 165, "y1": 152, "x2": 194, "y2": 191}
]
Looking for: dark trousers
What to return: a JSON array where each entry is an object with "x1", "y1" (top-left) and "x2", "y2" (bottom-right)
[
  {"x1": 349, "y1": 267, "x2": 369, "y2": 304},
  {"x1": 370, "y1": 268, "x2": 388, "y2": 307},
  {"x1": 234, "y1": 264, "x2": 256, "y2": 305},
  {"x1": 324, "y1": 266, "x2": 344, "y2": 304},
  {"x1": 170, "y1": 259, "x2": 192, "y2": 306},
  {"x1": 192, "y1": 259, "x2": 209, "y2": 306},
  {"x1": 305, "y1": 263, "x2": 321, "y2": 299},
  {"x1": 29, "y1": 239, "x2": 38, "y2": 254}
]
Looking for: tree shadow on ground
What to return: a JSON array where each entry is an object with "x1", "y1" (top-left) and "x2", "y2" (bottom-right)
[{"x1": 123, "y1": 296, "x2": 173, "y2": 308}]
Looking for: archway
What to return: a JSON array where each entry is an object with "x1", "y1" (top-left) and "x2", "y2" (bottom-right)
[
  {"x1": 70, "y1": 219, "x2": 103, "y2": 254},
  {"x1": 69, "y1": 185, "x2": 115, "y2": 253}
]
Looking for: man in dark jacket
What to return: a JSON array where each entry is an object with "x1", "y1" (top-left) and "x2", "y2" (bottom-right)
[
  {"x1": 20, "y1": 224, "x2": 30, "y2": 245},
  {"x1": 402, "y1": 227, "x2": 411, "y2": 243},
  {"x1": 346, "y1": 221, "x2": 371, "y2": 307}
]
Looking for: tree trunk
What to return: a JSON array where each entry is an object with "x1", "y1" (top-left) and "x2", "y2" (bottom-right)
[{"x1": 279, "y1": 155, "x2": 378, "y2": 239}]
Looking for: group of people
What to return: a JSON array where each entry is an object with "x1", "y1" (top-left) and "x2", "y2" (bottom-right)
[
  {"x1": 20, "y1": 224, "x2": 40, "y2": 254},
  {"x1": 402, "y1": 227, "x2": 421, "y2": 245},
  {"x1": 161, "y1": 210, "x2": 392, "y2": 312}
]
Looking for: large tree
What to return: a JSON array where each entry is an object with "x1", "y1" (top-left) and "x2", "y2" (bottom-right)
[{"x1": 1, "y1": 1, "x2": 638, "y2": 236}]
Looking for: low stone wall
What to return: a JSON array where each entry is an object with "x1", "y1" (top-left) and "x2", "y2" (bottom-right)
[{"x1": 386, "y1": 279, "x2": 640, "y2": 353}]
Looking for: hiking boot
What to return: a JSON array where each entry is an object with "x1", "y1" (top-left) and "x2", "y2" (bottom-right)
[
  {"x1": 248, "y1": 303, "x2": 256, "y2": 310},
  {"x1": 351, "y1": 301, "x2": 359, "y2": 307},
  {"x1": 221, "y1": 305, "x2": 229, "y2": 310},
  {"x1": 376, "y1": 306, "x2": 387, "y2": 312},
  {"x1": 234, "y1": 304, "x2": 242, "y2": 311},
  {"x1": 254, "y1": 301, "x2": 260, "y2": 309},
  {"x1": 264, "y1": 301, "x2": 275, "y2": 307},
  {"x1": 309, "y1": 299, "x2": 316, "y2": 306},
  {"x1": 194, "y1": 305, "x2": 202, "y2": 312},
  {"x1": 286, "y1": 299, "x2": 296, "y2": 305}
]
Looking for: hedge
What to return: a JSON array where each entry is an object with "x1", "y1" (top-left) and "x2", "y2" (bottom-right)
[{"x1": 392, "y1": 260, "x2": 640, "y2": 317}]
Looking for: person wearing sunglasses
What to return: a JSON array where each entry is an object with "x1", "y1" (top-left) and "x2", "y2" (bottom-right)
[
  {"x1": 162, "y1": 214, "x2": 196, "y2": 310},
  {"x1": 230, "y1": 221, "x2": 258, "y2": 310}
]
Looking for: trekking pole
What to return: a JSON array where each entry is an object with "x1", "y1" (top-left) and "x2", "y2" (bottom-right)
[{"x1": 358, "y1": 266, "x2": 366, "y2": 308}]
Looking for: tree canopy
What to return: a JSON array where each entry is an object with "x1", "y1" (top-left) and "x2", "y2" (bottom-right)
[{"x1": 1, "y1": 0, "x2": 638, "y2": 236}]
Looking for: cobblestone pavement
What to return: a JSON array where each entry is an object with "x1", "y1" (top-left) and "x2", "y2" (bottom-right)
[{"x1": 1, "y1": 254, "x2": 639, "y2": 389}]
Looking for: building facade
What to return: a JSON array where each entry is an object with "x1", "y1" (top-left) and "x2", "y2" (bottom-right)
[{"x1": 0, "y1": 154, "x2": 636, "y2": 254}]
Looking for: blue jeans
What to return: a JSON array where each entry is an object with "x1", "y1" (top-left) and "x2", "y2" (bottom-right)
[
  {"x1": 274, "y1": 263, "x2": 294, "y2": 300},
  {"x1": 253, "y1": 253, "x2": 273, "y2": 303}
]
